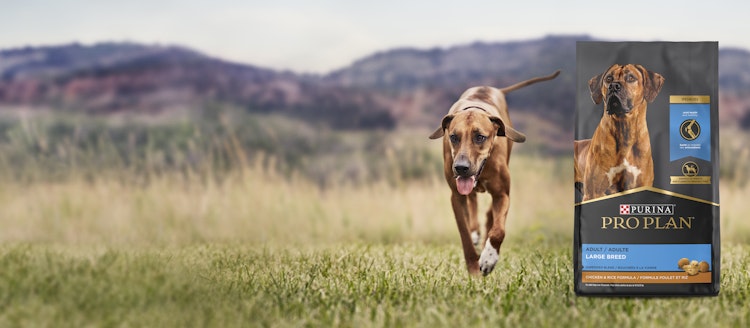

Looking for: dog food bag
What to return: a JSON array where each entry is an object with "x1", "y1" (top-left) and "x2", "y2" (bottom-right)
[{"x1": 574, "y1": 42, "x2": 719, "y2": 296}]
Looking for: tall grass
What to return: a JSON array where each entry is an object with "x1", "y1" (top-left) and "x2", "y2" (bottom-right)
[
  {"x1": 0, "y1": 158, "x2": 452, "y2": 246},
  {"x1": 0, "y1": 109, "x2": 748, "y2": 246},
  {"x1": 0, "y1": 108, "x2": 442, "y2": 186},
  {"x1": 2, "y1": 152, "x2": 749, "y2": 247}
]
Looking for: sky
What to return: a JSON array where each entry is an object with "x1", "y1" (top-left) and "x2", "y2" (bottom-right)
[{"x1": 1, "y1": 0, "x2": 748, "y2": 73}]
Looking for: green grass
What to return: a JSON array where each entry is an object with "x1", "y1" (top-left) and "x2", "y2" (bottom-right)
[
  {"x1": 1, "y1": 240, "x2": 749, "y2": 327},
  {"x1": 1, "y1": 153, "x2": 749, "y2": 327},
  {"x1": 1, "y1": 112, "x2": 749, "y2": 327}
]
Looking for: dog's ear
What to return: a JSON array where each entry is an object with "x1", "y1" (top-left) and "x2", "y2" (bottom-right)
[
  {"x1": 490, "y1": 116, "x2": 526, "y2": 143},
  {"x1": 588, "y1": 73, "x2": 604, "y2": 105},
  {"x1": 429, "y1": 114, "x2": 454, "y2": 139},
  {"x1": 637, "y1": 65, "x2": 664, "y2": 103}
]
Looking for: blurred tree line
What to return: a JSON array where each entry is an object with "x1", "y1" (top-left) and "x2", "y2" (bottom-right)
[{"x1": 0, "y1": 104, "x2": 436, "y2": 187}]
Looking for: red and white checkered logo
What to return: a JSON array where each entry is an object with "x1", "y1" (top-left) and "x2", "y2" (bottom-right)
[{"x1": 619, "y1": 205, "x2": 630, "y2": 215}]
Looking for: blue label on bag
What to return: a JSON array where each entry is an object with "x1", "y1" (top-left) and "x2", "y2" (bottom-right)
[
  {"x1": 582, "y1": 244, "x2": 711, "y2": 271},
  {"x1": 670, "y1": 101, "x2": 710, "y2": 161}
]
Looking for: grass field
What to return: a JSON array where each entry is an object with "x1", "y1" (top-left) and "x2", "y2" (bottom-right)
[
  {"x1": 1, "y1": 117, "x2": 750, "y2": 326},
  {"x1": 1, "y1": 242, "x2": 749, "y2": 327},
  {"x1": 2, "y1": 157, "x2": 750, "y2": 327}
]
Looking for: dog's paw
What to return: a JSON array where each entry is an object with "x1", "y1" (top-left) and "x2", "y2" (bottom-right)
[
  {"x1": 478, "y1": 239, "x2": 499, "y2": 276},
  {"x1": 471, "y1": 231, "x2": 480, "y2": 246}
]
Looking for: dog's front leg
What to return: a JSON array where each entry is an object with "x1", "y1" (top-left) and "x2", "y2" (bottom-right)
[
  {"x1": 466, "y1": 192, "x2": 480, "y2": 246},
  {"x1": 451, "y1": 192, "x2": 480, "y2": 275},
  {"x1": 479, "y1": 192, "x2": 509, "y2": 275}
]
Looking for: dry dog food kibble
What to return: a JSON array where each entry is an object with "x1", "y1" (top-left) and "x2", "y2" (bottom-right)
[
  {"x1": 574, "y1": 42, "x2": 720, "y2": 296},
  {"x1": 699, "y1": 261, "x2": 710, "y2": 273},
  {"x1": 677, "y1": 258, "x2": 690, "y2": 269},
  {"x1": 683, "y1": 261, "x2": 700, "y2": 276}
]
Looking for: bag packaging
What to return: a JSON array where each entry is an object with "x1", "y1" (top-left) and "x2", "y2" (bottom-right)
[{"x1": 574, "y1": 42, "x2": 720, "y2": 296}]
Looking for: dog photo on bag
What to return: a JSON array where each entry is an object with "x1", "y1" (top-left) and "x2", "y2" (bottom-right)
[{"x1": 575, "y1": 63, "x2": 664, "y2": 201}]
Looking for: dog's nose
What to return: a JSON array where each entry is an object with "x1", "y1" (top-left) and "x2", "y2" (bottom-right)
[
  {"x1": 609, "y1": 82, "x2": 621, "y2": 92},
  {"x1": 454, "y1": 164, "x2": 470, "y2": 176}
]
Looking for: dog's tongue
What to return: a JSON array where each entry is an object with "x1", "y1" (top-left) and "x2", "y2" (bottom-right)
[{"x1": 456, "y1": 176, "x2": 476, "y2": 195}]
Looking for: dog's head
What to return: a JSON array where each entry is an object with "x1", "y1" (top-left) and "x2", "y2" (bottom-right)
[
  {"x1": 589, "y1": 64, "x2": 664, "y2": 117},
  {"x1": 429, "y1": 108, "x2": 525, "y2": 195}
]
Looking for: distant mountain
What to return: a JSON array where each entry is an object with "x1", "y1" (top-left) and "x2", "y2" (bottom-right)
[
  {"x1": 324, "y1": 35, "x2": 584, "y2": 130},
  {"x1": 2, "y1": 36, "x2": 750, "y2": 141},
  {"x1": 0, "y1": 42, "x2": 395, "y2": 129},
  {"x1": 326, "y1": 36, "x2": 750, "y2": 129},
  {"x1": 326, "y1": 35, "x2": 584, "y2": 91}
]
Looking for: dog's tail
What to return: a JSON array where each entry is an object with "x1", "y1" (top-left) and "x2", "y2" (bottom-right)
[{"x1": 500, "y1": 70, "x2": 560, "y2": 94}]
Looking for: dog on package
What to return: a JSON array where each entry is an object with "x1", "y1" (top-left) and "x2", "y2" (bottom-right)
[{"x1": 574, "y1": 64, "x2": 664, "y2": 201}]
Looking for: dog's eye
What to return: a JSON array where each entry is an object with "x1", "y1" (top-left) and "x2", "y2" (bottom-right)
[
  {"x1": 605, "y1": 76, "x2": 613, "y2": 83},
  {"x1": 449, "y1": 134, "x2": 459, "y2": 144},
  {"x1": 626, "y1": 74, "x2": 636, "y2": 83},
  {"x1": 474, "y1": 134, "x2": 487, "y2": 144}
]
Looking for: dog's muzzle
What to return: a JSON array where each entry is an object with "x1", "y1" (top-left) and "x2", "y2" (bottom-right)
[
  {"x1": 453, "y1": 158, "x2": 486, "y2": 196},
  {"x1": 606, "y1": 96, "x2": 626, "y2": 115},
  {"x1": 605, "y1": 83, "x2": 632, "y2": 117}
]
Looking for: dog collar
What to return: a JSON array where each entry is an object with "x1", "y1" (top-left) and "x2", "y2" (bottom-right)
[
  {"x1": 474, "y1": 158, "x2": 487, "y2": 188},
  {"x1": 461, "y1": 106, "x2": 488, "y2": 113},
  {"x1": 474, "y1": 137, "x2": 496, "y2": 188}
]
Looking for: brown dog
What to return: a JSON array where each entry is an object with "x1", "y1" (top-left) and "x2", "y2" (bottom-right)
[
  {"x1": 430, "y1": 70, "x2": 559, "y2": 275},
  {"x1": 575, "y1": 64, "x2": 664, "y2": 201}
]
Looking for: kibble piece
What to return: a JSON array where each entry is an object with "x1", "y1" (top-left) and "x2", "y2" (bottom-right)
[
  {"x1": 698, "y1": 261, "x2": 709, "y2": 272},
  {"x1": 677, "y1": 258, "x2": 690, "y2": 268},
  {"x1": 683, "y1": 263, "x2": 699, "y2": 276}
]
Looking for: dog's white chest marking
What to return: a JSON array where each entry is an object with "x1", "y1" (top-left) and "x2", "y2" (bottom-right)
[{"x1": 605, "y1": 159, "x2": 642, "y2": 185}]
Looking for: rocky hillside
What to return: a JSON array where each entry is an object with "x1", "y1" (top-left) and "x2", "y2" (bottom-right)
[
  {"x1": 2, "y1": 36, "x2": 750, "y2": 139},
  {"x1": 0, "y1": 42, "x2": 394, "y2": 129}
]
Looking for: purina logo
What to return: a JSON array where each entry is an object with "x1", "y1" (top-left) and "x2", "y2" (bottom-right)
[{"x1": 619, "y1": 204, "x2": 675, "y2": 215}]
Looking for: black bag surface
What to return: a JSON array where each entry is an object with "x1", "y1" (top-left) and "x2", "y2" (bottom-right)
[{"x1": 574, "y1": 42, "x2": 720, "y2": 296}]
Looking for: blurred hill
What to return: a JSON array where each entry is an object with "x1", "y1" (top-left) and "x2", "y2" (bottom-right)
[
  {"x1": 2, "y1": 36, "x2": 750, "y2": 152},
  {"x1": 0, "y1": 42, "x2": 394, "y2": 129}
]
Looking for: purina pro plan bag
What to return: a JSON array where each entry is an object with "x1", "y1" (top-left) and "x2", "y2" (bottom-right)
[{"x1": 574, "y1": 42, "x2": 720, "y2": 296}]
